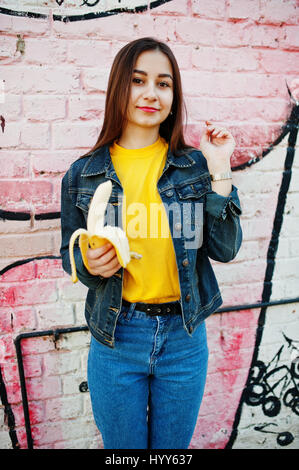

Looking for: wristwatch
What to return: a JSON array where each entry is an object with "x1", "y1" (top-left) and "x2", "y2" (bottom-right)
[{"x1": 210, "y1": 171, "x2": 232, "y2": 181}]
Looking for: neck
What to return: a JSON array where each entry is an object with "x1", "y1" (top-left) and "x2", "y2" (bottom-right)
[{"x1": 118, "y1": 124, "x2": 160, "y2": 149}]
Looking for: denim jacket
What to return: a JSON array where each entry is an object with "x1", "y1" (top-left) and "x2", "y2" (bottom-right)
[{"x1": 60, "y1": 144, "x2": 242, "y2": 348}]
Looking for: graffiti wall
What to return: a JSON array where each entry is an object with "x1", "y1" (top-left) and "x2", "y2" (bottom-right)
[{"x1": 0, "y1": 0, "x2": 298, "y2": 449}]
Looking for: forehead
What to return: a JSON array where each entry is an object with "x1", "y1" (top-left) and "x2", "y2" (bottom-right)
[{"x1": 134, "y1": 49, "x2": 172, "y2": 74}]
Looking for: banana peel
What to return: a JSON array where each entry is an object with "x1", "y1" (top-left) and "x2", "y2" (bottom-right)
[{"x1": 69, "y1": 180, "x2": 141, "y2": 283}]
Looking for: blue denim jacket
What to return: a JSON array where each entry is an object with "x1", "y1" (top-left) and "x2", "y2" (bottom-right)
[{"x1": 60, "y1": 144, "x2": 242, "y2": 348}]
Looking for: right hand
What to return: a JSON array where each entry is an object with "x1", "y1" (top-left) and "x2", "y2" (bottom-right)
[{"x1": 85, "y1": 243, "x2": 121, "y2": 278}]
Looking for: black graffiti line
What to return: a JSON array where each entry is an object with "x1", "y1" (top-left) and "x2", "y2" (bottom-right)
[
  {"x1": 225, "y1": 103, "x2": 299, "y2": 448},
  {"x1": 0, "y1": 210, "x2": 60, "y2": 222},
  {"x1": 0, "y1": 0, "x2": 174, "y2": 22},
  {"x1": 0, "y1": 255, "x2": 61, "y2": 277},
  {"x1": 0, "y1": 367, "x2": 19, "y2": 448}
]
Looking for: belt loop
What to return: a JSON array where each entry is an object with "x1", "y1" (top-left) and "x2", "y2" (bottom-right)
[{"x1": 125, "y1": 302, "x2": 136, "y2": 321}]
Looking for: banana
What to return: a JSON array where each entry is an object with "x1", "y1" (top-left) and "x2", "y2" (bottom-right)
[{"x1": 69, "y1": 180, "x2": 141, "y2": 283}]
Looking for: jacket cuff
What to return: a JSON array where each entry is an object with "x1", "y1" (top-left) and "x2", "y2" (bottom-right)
[{"x1": 205, "y1": 184, "x2": 242, "y2": 220}]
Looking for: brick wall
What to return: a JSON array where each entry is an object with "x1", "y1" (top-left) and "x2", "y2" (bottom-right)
[{"x1": 0, "y1": 0, "x2": 298, "y2": 449}]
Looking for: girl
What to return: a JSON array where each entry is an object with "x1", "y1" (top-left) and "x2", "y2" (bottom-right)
[{"x1": 60, "y1": 37, "x2": 242, "y2": 449}]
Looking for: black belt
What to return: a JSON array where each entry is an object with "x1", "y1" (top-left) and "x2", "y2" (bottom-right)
[{"x1": 122, "y1": 299, "x2": 181, "y2": 316}]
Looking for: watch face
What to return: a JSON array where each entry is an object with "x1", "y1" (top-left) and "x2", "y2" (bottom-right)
[{"x1": 0, "y1": 0, "x2": 172, "y2": 21}]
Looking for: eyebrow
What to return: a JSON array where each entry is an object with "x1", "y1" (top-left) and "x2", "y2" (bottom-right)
[{"x1": 133, "y1": 69, "x2": 173, "y2": 80}]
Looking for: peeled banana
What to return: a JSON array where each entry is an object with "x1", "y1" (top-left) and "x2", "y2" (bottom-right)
[{"x1": 69, "y1": 180, "x2": 141, "y2": 283}]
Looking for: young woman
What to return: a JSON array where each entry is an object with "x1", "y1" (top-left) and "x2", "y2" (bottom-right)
[{"x1": 60, "y1": 37, "x2": 242, "y2": 449}]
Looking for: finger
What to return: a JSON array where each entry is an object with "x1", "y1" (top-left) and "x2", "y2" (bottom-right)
[
  {"x1": 212, "y1": 130, "x2": 227, "y2": 138},
  {"x1": 101, "y1": 256, "x2": 121, "y2": 276},
  {"x1": 99, "y1": 246, "x2": 117, "y2": 265},
  {"x1": 87, "y1": 243, "x2": 112, "y2": 260}
]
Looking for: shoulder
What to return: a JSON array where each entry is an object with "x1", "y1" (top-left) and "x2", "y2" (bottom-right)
[
  {"x1": 62, "y1": 146, "x2": 107, "y2": 188},
  {"x1": 61, "y1": 154, "x2": 91, "y2": 189}
]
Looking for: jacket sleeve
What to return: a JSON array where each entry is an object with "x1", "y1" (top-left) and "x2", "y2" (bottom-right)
[
  {"x1": 60, "y1": 171, "x2": 104, "y2": 289},
  {"x1": 204, "y1": 184, "x2": 243, "y2": 262}
]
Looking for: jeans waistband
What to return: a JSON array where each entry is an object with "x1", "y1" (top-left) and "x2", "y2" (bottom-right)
[{"x1": 122, "y1": 299, "x2": 181, "y2": 316}]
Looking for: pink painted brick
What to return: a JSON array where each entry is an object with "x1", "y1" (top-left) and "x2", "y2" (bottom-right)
[
  {"x1": 153, "y1": 0, "x2": 188, "y2": 16},
  {"x1": 0, "y1": 151, "x2": 29, "y2": 178},
  {"x1": 280, "y1": 25, "x2": 299, "y2": 50},
  {"x1": 191, "y1": 0, "x2": 226, "y2": 19},
  {"x1": 20, "y1": 122, "x2": 49, "y2": 149},
  {"x1": 175, "y1": 18, "x2": 221, "y2": 45},
  {"x1": 186, "y1": 97, "x2": 289, "y2": 123},
  {"x1": 0, "y1": 308, "x2": 12, "y2": 333},
  {"x1": 182, "y1": 71, "x2": 283, "y2": 98},
  {"x1": 27, "y1": 376, "x2": 62, "y2": 401},
  {"x1": 227, "y1": 0, "x2": 260, "y2": 21},
  {"x1": 22, "y1": 66, "x2": 80, "y2": 94},
  {"x1": 31, "y1": 421, "x2": 63, "y2": 446},
  {"x1": 68, "y1": 95, "x2": 106, "y2": 121},
  {"x1": 0, "y1": 334, "x2": 15, "y2": 360},
  {"x1": 0, "y1": 232, "x2": 53, "y2": 257},
  {"x1": 169, "y1": 44, "x2": 191, "y2": 69},
  {"x1": 34, "y1": 258, "x2": 64, "y2": 280},
  {"x1": 0, "y1": 94, "x2": 22, "y2": 120},
  {"x1": 0, "y1": 34, "x2": 21, "y2": 61},
  {"x1": 23, "y1": 355, "x2": 43, "y2": 378},
  {"x1": 81, "y1": 68, "x2": 110, "y2": 93},
  {"x1": 0, "y1": 180, "x2": 53, "y2": 208},
  {"x1": 6, "y1": 280, "x2": 58, "y2": 307},
  {"x1": 68, "y1": 40, "x2": 112, "y2": 67},
  {"x1": 259, "y1": 49, "x2": 299, "y2": 73},
  {"x1": 53, "y1": 12, "x2": 136, "y2": 40},
  {"x1": 259, "y1": 0, "x2": 299, "y2": 25},
  {"x1": 0, "y1": 122, "x2": 21, "y2": 147},
  {"x1": 0, "y1": 285, "x2": 15, "y2": 307},
  {"x1": 1, "y1": 66, "x2": 80, "y2": 94},
  {"x1": 12, "y1": 401, "x2": 44, "y2": 428},
  {"x1": 11, "y1": 307, "x2": 37, "y2": 332},
  {"x1": 31, "y1": 150, "x2": 79, "y2": 177},
  {"x1": 21, "y1": 336, "x2": 56, "y2": 356},
  {"x1": 0, "y1": 263, "x2": 35, "y2": 282},
  {"x1": 192, "y1": 46, "x2": 259, "y2": 71},
  {"x1": 4, "y1": 381, "x2": 22, "y2": 405},
  {"x1": 0, "y1": 15, "x2": 13, "y2": 33},
  {"x1": 10, "y1": 14, "x2": 49, "y2": 35},
  {"x1": 52, "y1": 122, "x2": 99, "y2": 149},
  {"x1": 24, "y1": 38, "x2": 67, "y2": 65},
  {"x1": 23, "y1": 96, "x2": 66, "y2": 121},
  {"x1": 217, "y1": 22, "x2": 280, "y2": 48}
]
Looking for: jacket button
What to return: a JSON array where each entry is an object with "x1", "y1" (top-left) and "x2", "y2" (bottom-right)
[
  {"x1": 175, "y1": 222, "x2": 182, "y2": 231},
  {"x1": 182, "y1": 259, "x2": 189, "y2": 267},
  {"x1": 185, "y1": 294, "x2": 191, "y2": 302},
  {"x1": 166, "y1": 190, "x2": 173, "y2": 197}
]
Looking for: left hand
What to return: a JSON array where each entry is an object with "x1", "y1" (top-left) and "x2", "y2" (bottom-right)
[{"x1": 200, "y1": 121, "x2": 236, "y2": 172}]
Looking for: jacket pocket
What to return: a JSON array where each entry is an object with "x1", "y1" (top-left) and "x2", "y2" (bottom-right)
[{"x1": 175, "y1": 178, "x2": 210, "y2": 200}]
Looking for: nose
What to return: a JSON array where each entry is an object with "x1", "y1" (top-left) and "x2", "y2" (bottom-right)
[{"x1": 143, "y1": 81, "x2": 158, "y2": 101}]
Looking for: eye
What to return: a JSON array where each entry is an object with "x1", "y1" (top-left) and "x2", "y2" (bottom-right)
[
  {"x1": 132, "y1": 77, "x2": 143, "y2": 85},
  {"x1": 158, "y1": 81, "x2": 170, "y2": 88}
]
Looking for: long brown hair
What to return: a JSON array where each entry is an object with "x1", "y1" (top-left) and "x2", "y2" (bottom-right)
[{"x1": 80, "y1": 37, "x2": 189, "y2": 158}]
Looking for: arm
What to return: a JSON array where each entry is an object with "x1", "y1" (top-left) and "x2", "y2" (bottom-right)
[{"x1": 200, "y1": 121, "x2": 243, "y2": 262}]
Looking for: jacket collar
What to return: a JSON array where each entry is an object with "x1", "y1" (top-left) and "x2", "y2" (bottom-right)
[{"x1": 81, "y1": 143, "x2": 196, "y2": 178}]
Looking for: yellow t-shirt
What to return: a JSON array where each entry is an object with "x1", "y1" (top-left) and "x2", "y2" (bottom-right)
[{"x1": 110, "y1": 136, "x2": 180, "y2": 303}]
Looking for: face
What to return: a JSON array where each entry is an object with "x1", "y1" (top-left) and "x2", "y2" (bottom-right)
[{"x1": 125, "y1": 49, "x2": 174, "y2": 133}]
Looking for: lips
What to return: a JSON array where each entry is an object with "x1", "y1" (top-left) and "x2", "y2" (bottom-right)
[{"x1": 137, "y1": 106, "x2": 159, "y2": 113}]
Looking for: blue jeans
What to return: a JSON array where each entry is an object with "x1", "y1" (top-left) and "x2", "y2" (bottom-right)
[{"x1": 87, "y1": 302, "x2": 209, "y2": 449}]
